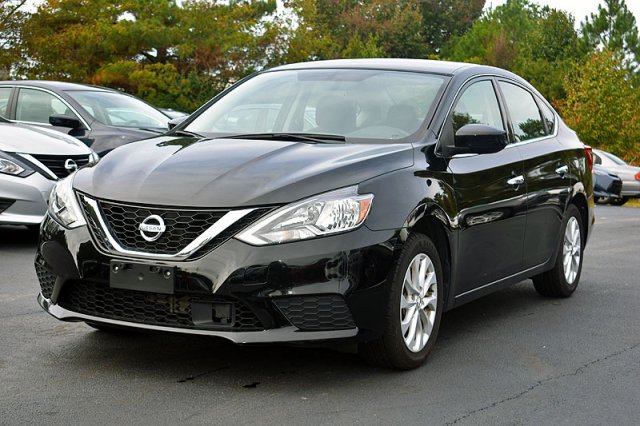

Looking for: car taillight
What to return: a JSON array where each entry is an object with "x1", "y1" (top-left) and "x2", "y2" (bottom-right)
[
  {"x1": 584, "y1": 145, "x2": 593, "y2": 171},
  {"x1": 635, "y1": 172, "x2": 640, "y2": 181}
]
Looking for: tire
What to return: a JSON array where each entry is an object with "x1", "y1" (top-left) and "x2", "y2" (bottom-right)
[
  {"x1": 532, "y1": 204, "x2": 584, "y2": 298},
  {"x1": 610, "y1": 197, "x2": 628, "y2": 206},
  {"x1": 359, "y1": 233, "x2": 444, "y2": 370}
]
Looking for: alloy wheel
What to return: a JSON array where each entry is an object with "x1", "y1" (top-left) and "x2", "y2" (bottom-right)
[
  {"x1": 400, "y1": 253, "x2": 438, "y2": 353},
  {"x1": 563, "y1": 216, "x2": 581, "y2": 284}
]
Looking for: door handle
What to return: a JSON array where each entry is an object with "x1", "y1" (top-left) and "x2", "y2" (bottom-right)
[
  {"x1": 507, "y1": 175, "x2": 525, "y2": 187},
  {"x1": 556, "y1": 165, "x2": 569, "y2": 176}
]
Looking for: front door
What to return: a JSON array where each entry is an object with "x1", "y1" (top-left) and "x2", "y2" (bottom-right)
[{"x1": 444, "y1": 79, "x2": 527, "y2": 296}]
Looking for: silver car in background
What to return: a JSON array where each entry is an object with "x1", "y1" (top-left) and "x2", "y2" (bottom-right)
[
  {"x1": 0, "y1": 117, "x2": 98, "y2": 228},
  {"x1": 592, "y1": 149, "x2": 640, "y2": 206}
]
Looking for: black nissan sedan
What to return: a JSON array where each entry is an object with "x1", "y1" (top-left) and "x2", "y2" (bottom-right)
[
  {"x1": 0, "y1": 81, "x2": 169, "y2": 155},
  {"x1": 35, "y1": 59, "x2": 594, "y2": 369}
]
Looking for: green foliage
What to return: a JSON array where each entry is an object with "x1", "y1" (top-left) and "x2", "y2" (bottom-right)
[
  {"x1": 420, "y1": 0, "x2": 485, "y2": 54},
  {"x1": 442, "y1": 0, "x2": 583, "y2": 100},
  {"x1": 558, "y1": 50, "x2": 640, "y2": 163},
  {"x1": 17, "y1": 0, "x2": 278, "y2": 111},
  {"x1": 0, "y1": 0, "x2": 28, "y2": 77},
  {"x1": 580, "y1": 0, "x2": 640, "y2": 73}
]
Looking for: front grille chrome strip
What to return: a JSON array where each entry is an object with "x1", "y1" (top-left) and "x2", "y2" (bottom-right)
[{"x1": 80, "y1": 194, "x2": 256, "y2": 261}]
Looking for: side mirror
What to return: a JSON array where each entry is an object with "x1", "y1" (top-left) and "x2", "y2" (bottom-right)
[
  {"x1": 453, "y1": 124, "x2": 508, "y2": 155},
  {"x1": 168, "y1": 116, "x2": 188, "y2": 130},
  {"x1": 49, "y1": 114, "x2": 82, "y2": 129}
]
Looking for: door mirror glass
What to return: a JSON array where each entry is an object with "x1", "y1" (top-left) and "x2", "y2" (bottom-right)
[
  {"x1": 454, "y1": 124, "x2": 508, "y2": 154},
  {"x1": 49, "y1": 113, "x2": 82, "y2": 129}
]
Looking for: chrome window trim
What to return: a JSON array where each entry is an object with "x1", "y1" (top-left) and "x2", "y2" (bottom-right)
[
  {"x1": 11, "y1": 85, "x2": 92, "y2": 130},
  {"x1": 436, "y1": 74, "x2": 559, "y2": 151},
  {"x1": 80, "y1": 194, "x2": 256, "y2": 261}
]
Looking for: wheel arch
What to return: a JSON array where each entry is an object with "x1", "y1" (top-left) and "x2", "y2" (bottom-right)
[{"x1": 570, "y1": 191, "x2": 589, "y2": 243}]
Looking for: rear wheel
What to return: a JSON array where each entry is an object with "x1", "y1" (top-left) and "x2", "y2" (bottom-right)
[
  {"x1": 359, "y1": 234, "x2": 444, "y2": 370},
  {"x1": 532, "y1": 204, "x2": 583, "y2": 297},
  {"x1": 610, "y1": 197, "x2": 628, "y2": 206}
]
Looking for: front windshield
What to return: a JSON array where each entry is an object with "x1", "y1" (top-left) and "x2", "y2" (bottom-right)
[
  {"x1": 66, "y1": 90, "x2": 169, "y2": 129},
  {"x1": 185, "y1": 69, "x2": 447, "y2": 142}
]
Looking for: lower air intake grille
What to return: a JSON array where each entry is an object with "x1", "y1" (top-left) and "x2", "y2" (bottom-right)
[
  {"x1": 273, "y1": 295, "x2": 356, "y2": 331},
  {"x1": 35, "y1": 261, "x2": 57, "y2": 299},
  {"x1": 57, "y1": 281, "x2": 265, "y2": 331},
  {"x1": 0, "y1": 198, "x2": 15, "y2": 214}
]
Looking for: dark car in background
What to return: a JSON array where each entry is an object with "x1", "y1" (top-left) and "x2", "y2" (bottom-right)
[
  {"x1": 592, "y1": 149, "x2": 640, "y2": 205},
  {"x1": 35, "y1": 59, "x2": 594, "y2": 369},
  {"x1": 0, "y1": 81, "x2": 170, "y2": 156},
  {"x1": 593, "y1": 164, "x2": 623, "y2": 204}
]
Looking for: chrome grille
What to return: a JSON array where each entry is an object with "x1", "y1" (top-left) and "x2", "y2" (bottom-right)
[
  {"x1": 31, "y1": 154, "x2": 90, "y2": 179},
  {"x1": 99, "y1": 201, "x2": 227, "y2": 254},
  {"x1": 79, "y1": 195, "x2": 272, "y2": 259}
]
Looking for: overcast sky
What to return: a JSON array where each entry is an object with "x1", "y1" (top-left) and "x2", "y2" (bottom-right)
[{"x1": 485, "y1": 0, "x2": 640, "y2": 25}]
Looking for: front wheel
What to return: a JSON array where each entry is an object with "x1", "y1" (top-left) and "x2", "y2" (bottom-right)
[
  {"x1": 359, "y1": 234, "x2": 444, "y2": 370},
  {"x1": 532, "y1": 204, "x2": 584, "y2": 297},
  {"x1": 610, "y1": 197, "x2": 628, "y2": 206}
]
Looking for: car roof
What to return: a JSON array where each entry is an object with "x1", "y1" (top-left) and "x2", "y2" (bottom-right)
[
  {"x1": 269, "y1": 58, "x2": 508, "y2": 77},
  {"x1": 0, "y1": 80, "x2": 115, "y2": 92}
]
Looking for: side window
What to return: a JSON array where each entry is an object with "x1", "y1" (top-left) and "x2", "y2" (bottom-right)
[
  {"x1": 15, "y1": 88, "x2": 78, "y2": 124},
  {"x1": 452, "y1": 80, "x2": 504, "y2": 133},
  {"x1": 0, "y1": 87, "x2": 11, "y2": 118},
  {"x1": 538, "y1": 99, "x2": 556, "y2": 134},
  {"x1": 499, "y1": 82, "x2": 545, "y2": 142}
]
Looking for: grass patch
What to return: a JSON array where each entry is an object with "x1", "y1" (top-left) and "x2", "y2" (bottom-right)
[{"x1": 626, "y1": 198, "x2": 640, "y2": 208}]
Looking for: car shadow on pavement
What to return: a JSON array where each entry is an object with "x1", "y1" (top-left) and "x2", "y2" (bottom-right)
[{"x1": 0, "y1": 225, "x2": 39, "y2": 249}]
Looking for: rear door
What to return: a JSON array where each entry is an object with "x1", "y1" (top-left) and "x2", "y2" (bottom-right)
[
  {"x1": 497, "y1": 80, "x2": 572, "y2": 269},
  {"x1": 445, "y1": 78, "x2": 527, "y2": 295}
]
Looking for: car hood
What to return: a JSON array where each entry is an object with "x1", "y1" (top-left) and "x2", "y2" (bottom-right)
[
  {"x1": 74, "y1": 136, "x2": 414, "y2": 207},
  {"x1": 0, "y1": 122, "x2": 91, "y2": 155}
]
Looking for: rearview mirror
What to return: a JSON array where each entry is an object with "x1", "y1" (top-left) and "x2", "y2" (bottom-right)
[
  {"x1": 454, "y1": 124, "x2": 508, "y2": 155},
  {"x1": 49, "y1": 114, "x2": 82, "y2": 129}
]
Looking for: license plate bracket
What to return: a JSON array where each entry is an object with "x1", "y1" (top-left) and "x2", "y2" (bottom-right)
[{"x1": 109, "y1": 261, "x2": 175, "y2": 294}]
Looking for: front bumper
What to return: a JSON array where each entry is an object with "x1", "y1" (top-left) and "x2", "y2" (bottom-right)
[
  {"x1": 0, "y1": 172, "x2": 53, "y2": 225},
  {"x1": 35, "y1": 214, "x2": 400, "y2": 343}
]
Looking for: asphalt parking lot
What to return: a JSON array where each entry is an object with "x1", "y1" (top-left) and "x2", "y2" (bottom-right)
[{"x1": 1, "y1": 205, "x2": 639, "y2": 425}]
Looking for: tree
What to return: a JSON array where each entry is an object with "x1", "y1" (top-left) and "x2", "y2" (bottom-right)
[
  {"x1": 419, "y1": 0, "x2": 485, "y2": 54},
  {"x1": 17, "y1": 0, "x2": 280, "y2": 111},
  {"x1": 580, "y1": 0, "x2": 640, "y2": 73},
  {"x1": 558, "y1": 50, "x2": 640, "y2": 163},
  {"x1": 281, "y1": 0, "x2": 425, "y2": 61},
  {"x1": 0, "y1": 0, "x2": 27, "y2": 77},
  {"x1": 441, "y1": 0, "x2": 584, "y2": 100}
]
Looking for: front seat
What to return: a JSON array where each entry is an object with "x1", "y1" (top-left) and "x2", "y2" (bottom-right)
[{"x1": 314, "y1": 96, "x2": 357, "y2": 134}]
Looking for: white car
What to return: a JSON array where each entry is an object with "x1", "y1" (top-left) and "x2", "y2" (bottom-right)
[
  {"x1": 0, "y1": 117, "x2": 98, "y2": 228},
  {"x1": 592, "y1": 149, "x2": 640, "y2": 205}
]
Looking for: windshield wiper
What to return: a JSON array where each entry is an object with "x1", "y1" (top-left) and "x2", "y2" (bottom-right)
[
  {"x1": 222, "y1": 133, "x2": 346, "y2": 144},
  {"x1": 172, "y1": 129, "x2": 205, "y2": 138},
  {"x1": 138, "y1": 127, "x2": 166, "y2": 134}
]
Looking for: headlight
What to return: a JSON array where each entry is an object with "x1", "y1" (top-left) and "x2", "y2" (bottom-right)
[
  {"x1": 237, "y1": 186, "x2": 373, "y2": 245},
  {"x1": 0, "y1": 151, "x2": 34, "y2": 177},
  {"x1": 48, "y1": 172, "x2": 86, "y2": 229},
  {"x1": 89, "y1": 150, "x2": 100, "y2": 165}
]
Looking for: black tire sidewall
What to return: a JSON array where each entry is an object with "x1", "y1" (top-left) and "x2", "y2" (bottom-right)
[
  {"x1": 554, "y1": 205, "x2": 584, "y2": 295},
  {"x1": 385, "y1": 234, "x2": 444, "y2": 367}
]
